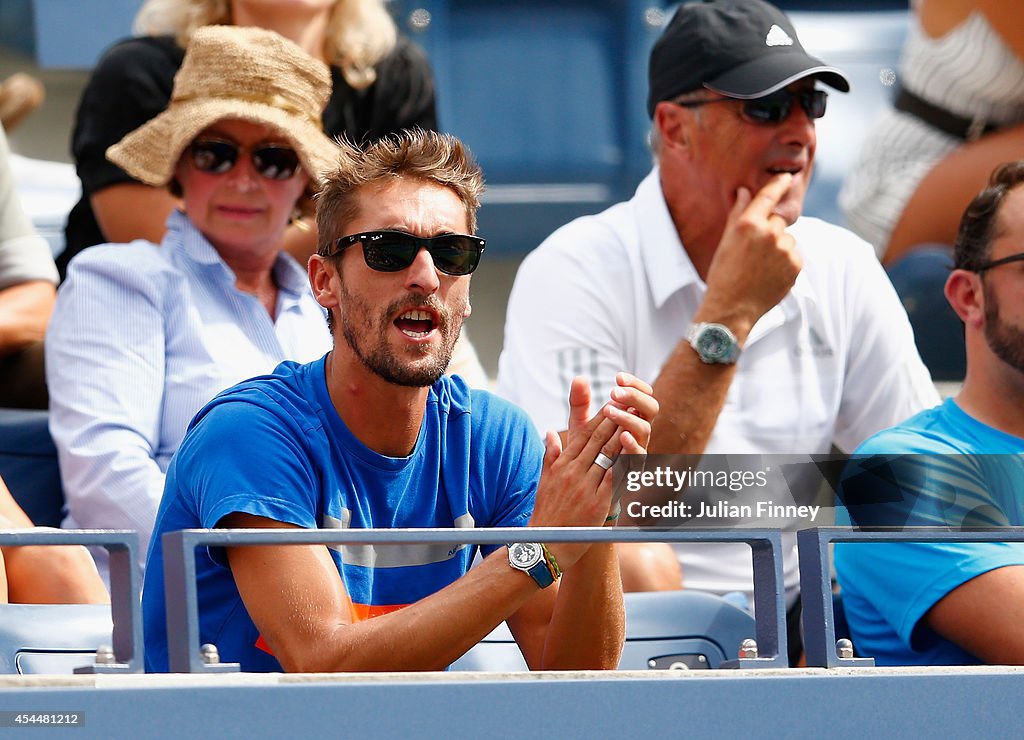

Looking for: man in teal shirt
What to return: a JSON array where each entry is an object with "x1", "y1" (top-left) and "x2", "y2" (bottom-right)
[{"x1": 836, "y1": 161, "x2": 1024, "y2": 665}]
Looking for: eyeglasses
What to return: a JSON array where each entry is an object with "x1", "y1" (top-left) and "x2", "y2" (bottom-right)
[
  {"x1": 188, "y1": 139, "x2": 301, "y2": 180},
  {"x1": 326, "y1": 230, "x2": 486, "y2": 276},
  {"x1": 673, "y1": 89, "x2": 828, "y2": 124},
  {"x1": 973, "y1": 251, "x2": 1024, "y2": 272}
]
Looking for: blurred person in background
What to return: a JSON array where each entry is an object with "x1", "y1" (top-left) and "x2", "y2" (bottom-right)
[
  {"x1": 840, "y1": 1, "x2": 1024, "y2": 380},
  {"x1": 841, "y1": 0, "x2": 1024, "y2": 264},
  {"x1": 0, "y1": 124, "x2": 57, "y2": 409}
]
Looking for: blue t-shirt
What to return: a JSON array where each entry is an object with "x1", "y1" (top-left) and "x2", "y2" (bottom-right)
[
  {"x1": 835, "y1": 398, "x2": 1024, "y2": 665},
  {"x1": 142, "y1": 355, "x2": 543, "y2": 672}
]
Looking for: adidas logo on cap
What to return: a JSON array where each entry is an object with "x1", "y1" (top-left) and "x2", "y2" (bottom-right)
[{"x1": 765, "y1": 24, "x2": 793, "y2": 47}]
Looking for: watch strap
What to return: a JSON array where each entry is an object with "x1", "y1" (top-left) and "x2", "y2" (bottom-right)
[{"x1": 524, "y1": 558, "x2": 555, "y2": 588}]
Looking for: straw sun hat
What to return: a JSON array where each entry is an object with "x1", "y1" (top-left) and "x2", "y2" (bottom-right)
[{"x1": 107, "y1": 25, "x2": 338, "y2": 190}]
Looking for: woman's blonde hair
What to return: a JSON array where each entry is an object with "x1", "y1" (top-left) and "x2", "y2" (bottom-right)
[{"x1": 133, "y1": 0, "x2": 397, "y2": 89}]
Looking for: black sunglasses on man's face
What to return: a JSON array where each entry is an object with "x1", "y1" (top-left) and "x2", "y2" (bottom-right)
[
  {"x1": 673, "y1": 89, "x2": 828, "y2": 125},
  {"x1": 324, "y1": 230, "x2": 486, "y2": 276}
]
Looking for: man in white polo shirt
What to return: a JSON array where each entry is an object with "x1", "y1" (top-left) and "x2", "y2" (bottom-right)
[{"x1": 497, "y1": 0, "x2": 938, "y2": 661}]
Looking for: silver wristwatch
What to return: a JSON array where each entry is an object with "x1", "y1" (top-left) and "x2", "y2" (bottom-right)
[
  {"x1": 507, "y1": 542, "x2": 555, "y2": 588},
  {"x1": 686, "y1": 322, "x2": 740, "y2": 364}
]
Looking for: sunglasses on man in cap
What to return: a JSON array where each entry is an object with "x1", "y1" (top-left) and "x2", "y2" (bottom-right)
[{"x1": 671, "y1": 88, "x2": 828, "y2": 125}]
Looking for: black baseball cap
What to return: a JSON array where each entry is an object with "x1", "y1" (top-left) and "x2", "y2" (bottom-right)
[{"x1": 647, "y1": 0, "x2": 850, "y2": 117}]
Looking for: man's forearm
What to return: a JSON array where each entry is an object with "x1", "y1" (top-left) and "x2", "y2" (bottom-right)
[
  {"x1": 648, "y1": 300, "x2": 755, "y2": 455},
  {"x1": 925, "y1": 564, "x2": 1024, "y2": 664},
  {"x1": 541, "y1": 542, "x2": 624, "y2": 669},
  {"x1": 0, "y1": 281, "x2": 55, "y2": 354},
  {"x1": 648, "y1": 173, "x2": 802, "y2": 455},
  {"x1": 231, "y1": 539, "x2": 550, "y2": 673},
  {"x1": 322, "y1": 553, "x2": 544, "y2": 672},
  {"x1": 649, "y1": 340, "x2": 740, "y2": 454}
]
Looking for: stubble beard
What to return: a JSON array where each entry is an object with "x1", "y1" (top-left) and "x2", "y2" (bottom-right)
[
  {"x1": 984, "y1": 284, "x2": 1024, "y2": 375},
  {"x1": 338, "y1": 278, "x2": 465, "y2": 387}
]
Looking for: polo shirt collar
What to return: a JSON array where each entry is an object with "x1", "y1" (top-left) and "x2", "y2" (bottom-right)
[
  {"x1": 635, "y1": 168, "x2": 700, "y2": 310},
  {"x1": 635, "y1": 167, "x2": 816, "y2": 311}
]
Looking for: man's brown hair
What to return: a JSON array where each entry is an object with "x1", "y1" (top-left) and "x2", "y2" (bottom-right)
[{"x1": 316, "y1": 128, "x2": 484, "y2": 256}]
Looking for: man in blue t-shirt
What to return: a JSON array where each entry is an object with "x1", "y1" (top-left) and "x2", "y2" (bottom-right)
[
  {"x1": 835, "y1": 161, "x2": 1024, "y2": 665},
  {"x1": 142, "y1": 130, "x2": 658, "y2": 673}
]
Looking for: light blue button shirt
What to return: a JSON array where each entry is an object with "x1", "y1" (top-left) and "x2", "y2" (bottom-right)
[{"x1": 45, "y1": 210, "x2": 331, "y2": 576}]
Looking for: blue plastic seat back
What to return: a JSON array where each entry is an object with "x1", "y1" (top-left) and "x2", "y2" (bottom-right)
[
  {"x1": 0, "y1": 409, "x2": 64, "y2": 527},
  {"x1": 0, "y1": 0, "x2": 137, "y2": 68},
  {"x1": 389, "y1": 0, "x2": 666, "y2": 254},
  {"x1": 618, "y1": 590, "x2": 756, "y2": 669},
  {"x1": 0, "y1": 604, "x2": 113, "y2": 675},
  {"x1": 449, "y1": 590, "x2": 755, "y2": 671}
]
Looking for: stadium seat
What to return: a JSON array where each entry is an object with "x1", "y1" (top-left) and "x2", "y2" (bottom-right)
[
  {"x1": 0, "y1": 0, "x2": 136, "y2": 68},
  {"x1": 0, "y1": 529, "x2": 142, "y2": 674},
  {"x1": 449, "y1": 590, "x2": 756, "y2": 671},
  {"x1": 0, "y1": 408, "x2": 64, "y2": 527},
  {"x1": 0, "y1": 604, "x2": 113, "y2": 674},
  {"x1": 446, "y1": 621, "x2": 524, "y2": 672},
  {"x1": 886, "y1": 246, "x2": 966, "y2": 381},
  {"x1": 389, "y1": 0, "x2": 669, "y2": 254},
  {"x1": 619, "y1": 590, "x2": 756, "y2": 669}
]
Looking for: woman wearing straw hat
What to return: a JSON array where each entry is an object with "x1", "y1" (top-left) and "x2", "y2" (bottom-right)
[
  {"x1": 63, "y1": 0, "x2": 434, "y2": 270},
  {"x1": 45, "y1": 26, "x2": 338, "y2": 579}
]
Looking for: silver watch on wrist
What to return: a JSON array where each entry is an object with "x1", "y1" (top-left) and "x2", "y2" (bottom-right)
[
  {"x1": 686, "y1": 322, "x2": 740, "y2": 364},
  {"x1": 507, "y1": 542, "x2": 555, "y2": 589}
]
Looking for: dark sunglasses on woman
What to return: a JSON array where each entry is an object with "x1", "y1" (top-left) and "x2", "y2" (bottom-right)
[
  {"x1": 188, "y1": 139, "x2": 301, "y2": 180},
  {"x1": 325, "y1": 230, "x2": 486, "y2": 276},
  {"x1": 672, "y1": 89, "x2": 828, "y2": 125}
]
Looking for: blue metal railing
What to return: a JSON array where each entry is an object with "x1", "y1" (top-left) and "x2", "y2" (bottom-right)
[
  {"x1": 798, "y1": 526, "x2": 1024, "y2": 668},
  {"x1": 162, "y1": 526, "x2": 787, "y2": 673}
]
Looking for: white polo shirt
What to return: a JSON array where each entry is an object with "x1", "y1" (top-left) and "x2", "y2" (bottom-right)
[{"x1": 497, "y1": 167, "x2": 939, "y2": 600}]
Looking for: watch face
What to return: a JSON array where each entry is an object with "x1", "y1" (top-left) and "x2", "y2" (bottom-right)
[
  {"x1": 696, "y1": 325, "x2": 735, "y2": 362},
  {"x1": 509, "y1": 542, "x2": 543, "y2": 569}
]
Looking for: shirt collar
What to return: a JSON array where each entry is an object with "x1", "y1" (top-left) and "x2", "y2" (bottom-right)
[
  {"x1": 166, "y1": 209, "x2": 308, "y2": 297},
  {"x1": 635, "y1": 167, "x2": 816, "y2": 310},
  {"x1": 271, "y1": 251, "x2": 311, "y2": 297},
  {"x1": 635, "y1": 168, "x2": 700, "y2": 310}
]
